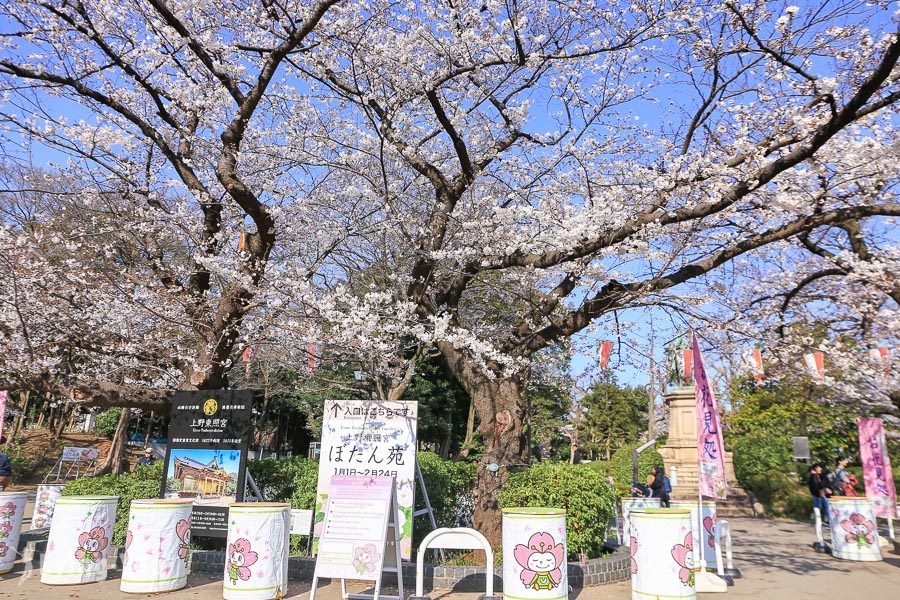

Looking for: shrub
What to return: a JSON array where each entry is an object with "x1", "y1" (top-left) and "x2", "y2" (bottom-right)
[
  {"x1": 62, "y1": 461, "x2": 163, "y2": 545},
  {"x1": 745, "y1": 469, "x2": 796, "y2": 507},
  {"x1": 500, "y1": 462, "x2": 614, "y2": 559},
  {"x1": 246, "y1": 456, "x2": 317, "y2": 504},
  {"x1": 731, "y1": 433, "x2": 792, "y2": 486},
  {"x1": 784, "y1": 492, "x2": 814, "y2": 521},
  {"x1": 94, "y1": 408, "x2": 123, "y2": 438},
  {"x1": 608, "y1": 442, "x2": 663, "y2": 496},
  {"x1": 415, "y1": 451, "x2": 477, "y2": 542}
]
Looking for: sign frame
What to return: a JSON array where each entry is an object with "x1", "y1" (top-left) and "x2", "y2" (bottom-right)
[{"x1": 161, "y1": 389, "x2": 253, "y2": 537}]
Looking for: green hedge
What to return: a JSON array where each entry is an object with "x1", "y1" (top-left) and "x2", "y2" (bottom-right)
[
  {"x1": 608, "y1": 442, "x2": 664, "y2": 496},
  {"x1": 61, "y1": 462, "x2": 163, "y2": 545},
  {"x1": 500, "y1": 462, "x2": 614, "y2": 559},
  {"x1": 415, "y1": 451, "x2": 476, "y2": 540},
  {"x1": 731, "y1": 433, "x2": 792, "y2": 486}
]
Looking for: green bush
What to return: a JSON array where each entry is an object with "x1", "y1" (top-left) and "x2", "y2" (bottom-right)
[
  {"x1": 416, "y1": 451, "x2": 476, "y2": 542},
  {"x1": 784, "y1": 492, "x2": 814, "y2": 521},
  {"x1": 731, "y1": 433, "x2": 792, "y2": 486},
  {"x1": 608, "y1": 442, "x2": 663, "y2": 496},
  {"x1": 246, "y1": 456, "x2": 317, "y2": 505},
  {"x1": 745, "y1": 469, "x2": 796, "y2": 507},
  {"x1": 62, "y1": 462, "x2": 163, "y2": 545},
  {"x1": 500, "y1": 462, "x2": 614, "y2": 559},
  {"x1": 94, "y1": 408, "x2": 123, "y2": 438}
]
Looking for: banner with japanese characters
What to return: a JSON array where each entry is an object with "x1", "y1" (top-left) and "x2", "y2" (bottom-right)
[
  {"x1": 314, "y1": 400, "x2": 417, "y2": 559},
  {"x1": 692, "y1": 332, "x2": 727, "y2": 499},
  {"x1": 161, "y1": 390, "x2": 253, "y2": 537},
  {"x1": 858, "y1": 417, "x2": 897, "y2": 519}
]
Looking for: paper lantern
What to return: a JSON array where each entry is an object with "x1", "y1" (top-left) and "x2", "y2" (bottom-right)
[
  {"x1": 670, "y1": 501, "x2": 718, "y2": 570},
  {"x1": 621, "y1": 498, "x2": 661, "y2": 543},
  {"x1": 40, "y1": 495, "x2": 118, "y2": 585},
  {"x1": 224, "y1": 502, "x2": 291, "y2": 600},
  {"x1": 30, "y1": 484, "x2": 65, "y2": 530},
  {"x1": 630, "y1": 508, "x2": 695, "y2": 600},
  {"x1": 120, "y1": 499, "x2": 193, "y2": 593},
  {"x1": 0, "y1": 491, "x2": 28, "y2": 574},
  {"x1": 827, "y1": 496, "x2": 882, "y2": 561},
  {"x1": 501, "y1": 508, "x2": 568, "y2": 600}
]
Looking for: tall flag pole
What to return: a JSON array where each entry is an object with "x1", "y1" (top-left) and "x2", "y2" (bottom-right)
[{"x1": 692, "y1": 333, "x2": 727, "y2": 500}]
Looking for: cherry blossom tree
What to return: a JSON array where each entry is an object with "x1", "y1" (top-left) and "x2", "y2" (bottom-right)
[
  {"x1": 0, "y1": 0, "x2": 897, "y2": 542},
  {"x1": 286, "y1": 0, "x2": 899, "y2": 539},
  {"x1": 0, "y1": 0, "x2": 345, "y2": 405}
]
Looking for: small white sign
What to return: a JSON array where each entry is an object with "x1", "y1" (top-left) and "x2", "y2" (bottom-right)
[{"x1": 291, "y1": 509, "x2": 313, "y2": 535}]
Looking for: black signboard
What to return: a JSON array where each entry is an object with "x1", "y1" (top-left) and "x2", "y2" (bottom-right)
[{"x1": 162, "y1": 390, "x2": 253, "y2": 537}]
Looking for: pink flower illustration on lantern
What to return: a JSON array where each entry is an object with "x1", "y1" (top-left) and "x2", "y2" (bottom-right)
[
  {"x1": 227, "y1": 538, "x2": 258, "y2": 584},
  {"x1": 352, "y1": 544, "x2": 382, "y2": 575},
  {"x1": 630, "y1": 535, "x2": 638, "y2": 574},
  {"x1": 0, "y1": 521, "x2": 12, "y2": 539},
  {"x1": 514, "y1": 532, "x2": 565, "y2": 591},
  {"x1": 671, "y1": 531, "x2": 694, "y2": 587},
  {"x1": 75, "y1": 526, "x2": 109, "y2": 565},
  {"x1": 703, "y1": 515, "x2": 716, "y2": 548},
  {"x1": 124, "y1": 530, "x2": 133, "y2": 566},
  {"x1": 841, "y1": 513, "x2": 876, "y2": 548},
  {"x1": 0, "y1": 502, "x2": 16, "y2": 519},
  {"x1": 0, "y1": 541, "x2": 9, "y2": 558},
  {"x1": 176, "y1": 518, "x2": 191, "y2": 563}
]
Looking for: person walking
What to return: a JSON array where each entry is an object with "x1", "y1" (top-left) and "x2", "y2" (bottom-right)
[
  {"x1": 650, "y1": 465, "x2": 670, "y2": 507},
  {"x1": 833, "y1": 458, "x2": 858, "y2": 496},
  {"x1": 0, "y1": 436, "x2": 12, "y2": 490},
  {"x1": 807, "y1": 464, "x2": 830, "y2": 524}
]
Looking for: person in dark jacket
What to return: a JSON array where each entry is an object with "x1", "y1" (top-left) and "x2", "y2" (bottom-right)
[
  {"x1": 808, "y1": 464, "x2": 831, "y2": 524},
  {"x1": 0, "y1": 435, "x2": 12, "y2": 490},
  {"x1": 650, "y1": 465, "x2": 670, "y2": 507}
]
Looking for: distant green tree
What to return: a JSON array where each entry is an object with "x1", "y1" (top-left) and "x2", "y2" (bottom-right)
[
  {"x1": 404, "y1": 352, "x2": 470, "y2": 457},
  {"x1": 578, "y1": 374, "x2": 647, "y2": 461},
  {"x1": 524, "y1": 345, "x2": 571, "y2": 461}
]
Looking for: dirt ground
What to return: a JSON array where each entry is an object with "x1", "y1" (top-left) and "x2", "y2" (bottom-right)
[{"x1": 1, "y1": 503, "x2": 897, "y2": 600}]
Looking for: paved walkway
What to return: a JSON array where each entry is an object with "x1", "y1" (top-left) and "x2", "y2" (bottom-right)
[{"x1": 1, "y1": 516, "x2": 897, "y2": 599}]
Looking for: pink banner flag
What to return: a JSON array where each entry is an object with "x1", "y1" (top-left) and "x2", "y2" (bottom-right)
[
  {"x1": 599, "y1": 340, "x2": 613, "y2": 370},
  {"x1": 804, "y1": 352, "x2": 824, "y2": 380},
  {"x1": 868, "y1": 348, "x2": 890, "y2": 384},
  {"x1": 0, "y1": 390, "x2": 7, "y2": 440},
  {"x1": 858, "y1": 417, "x2": 897, "y2": 519},
  {"x1": 744, "y1": 348, "x2": 764, "y2": 384},
  {"x1": 692, "y1": 333, "x2": 727, "y2": 499}
]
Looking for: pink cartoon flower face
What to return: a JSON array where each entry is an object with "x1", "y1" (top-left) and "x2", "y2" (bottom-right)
[
  {"x1": 671, "y1": 531, "x2": 694, "y2": 587},
  {"x1": 703, "y1": 515, "x2": 716, "y2": 548},
  {"x1": 0, "y1": 541, "x2": 9, "y2": 558},
  {"x1": 227, "y1": 538, "x2": 258, "y2": 584},
  {"x1": 75, "y1": 526, "x2": 109, "y2": 565},
  {"x1": 513, "y1": 532, "x2": 565, "y2": 591},
  {"x1": 352, "y1": 544, "x2": 382, "y2": 575},
  {"x1": 0, "y1": 521, "x2": 12, "y2": 539},
  {"x1": 176, "y1": 518, "x2": 191, "y2": 561},
  {"x1": 0, "y1": 502, "x2": 16, "y2": 519},
  {"x1": 630, "y1": 536, "x2": 638, "y2": 574},
  {"x1": 841, "y1": 513, "x2": 876, "y2": 548}
]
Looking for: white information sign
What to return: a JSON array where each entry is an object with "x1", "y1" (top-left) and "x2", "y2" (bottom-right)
[
  {"x1": 61, "y1": 447, "x2": 100, "y2": 462},
  {"x1": 290, "y1": 509, "x2": 314, "y2": 535},
  {"x1": 314, "y1": 476, "x2": 392, "y2": 581},
  {"x1": 315, "y1": 400, "x2": 417, "y2": 558}
]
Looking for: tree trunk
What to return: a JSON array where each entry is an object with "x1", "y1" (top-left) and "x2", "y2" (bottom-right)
[
  {"x1": 6, "y1": 391, "x2": 29, "y2": 446},
  {"x1": 53, "y1": 404, "x2": 70, "y2": 439},
  {"x1": 459, "y1": 394, "x2": 476, "y2": 458},
  {"x1": 101, "y1": 408, "x2": 130, "y2": 474}
]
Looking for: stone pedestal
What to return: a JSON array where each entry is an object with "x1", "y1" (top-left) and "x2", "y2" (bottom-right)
[{"x1": 658, "y1": 386, "x2": 740, "y2": 502}]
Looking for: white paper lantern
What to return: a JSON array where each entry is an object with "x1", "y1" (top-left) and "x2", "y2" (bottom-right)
[
  {"x1": 501, "y1": 508, "x2": 568, "y2": 600},
  {"x1": 827, "y1": 496, "x2": 882, "y2": 561},
  {"x1": 30, "y1": 485, "x2": 65, "y2": 530},
  {"x1": 0, "y1": 491, "x2": 29, "y2": 574},
  {"x1": 120, "y1": 499, "x2": 193, "y2": 593},
  {"x1": 670, "y1": 501, "x2": 718, "y2": 570},
  {"x1": 620, "y1": 498, "x2": 660, "y2": 544},
  {"x1": 224, "y1": 502, "x2": 291, "y2": 600},
  {"x1": 630, "y1": 508, "x2": 695, "y2": 600},
  {"x1": 40, "y1": 495, "x2": 118, "y2": 585}
]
